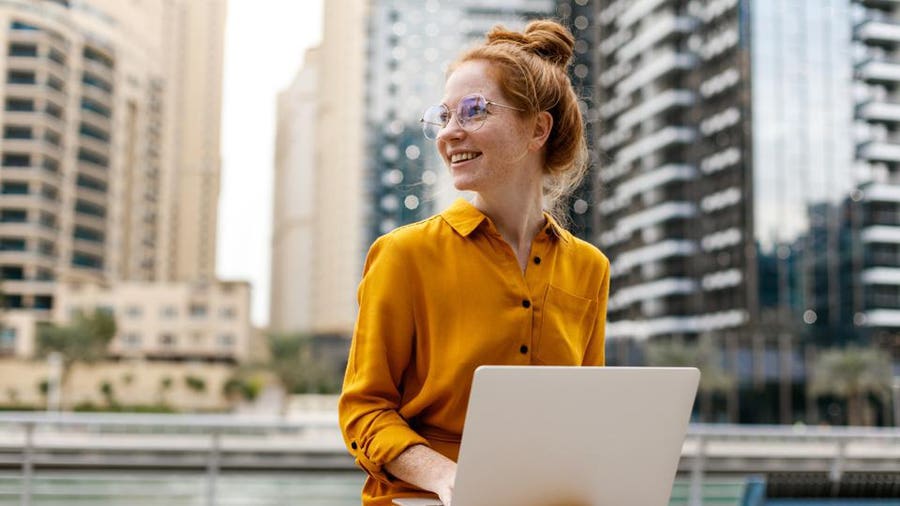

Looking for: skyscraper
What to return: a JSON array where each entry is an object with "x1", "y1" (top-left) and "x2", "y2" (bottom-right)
[
  {"x1": 0, "y1": 0, "x2": 226, "y2": 351},
  {"x1": 270, "y1": 48, "x2": 319, "y2": 334},
  {"x1": 594, "y1": 0, "x2": 898, "y2": 423}
]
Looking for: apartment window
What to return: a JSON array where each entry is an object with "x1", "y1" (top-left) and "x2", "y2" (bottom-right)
[
  {"x1": 2, "y1": 154, "x2": 30, "y2": 167},
  {"x1": 0, "y1": 327, "x2": 16, "y2": 352},
  {"x1": 0, "y1": 209, "x2": 27, "y2": 222},
  {"x1": 44, "y1": 130, "x2": 61, "y2": 146},
  {"x1": 1, "y1": 182, "x2": 29, "y2": 194},
  {"x1": 122, "y1": 333, "x2": 141, "y2": 349},
  {"x1": 79, "y1": 123, "x2": 109, "y2": 142},
  {"x1": 81, "y1": 97, "x2": 110, "y2": 117},
  {"x1": 38, "y1": 240, "x2": 54, "y2": 257},
  {"x1": 34, "y1": 296, "x2": 52, "y2": 310},
  {"x1": 5, "y1": 98, "x2": 34, "y2": 111},
  {"x1": 4, "y1": 126, "x2": 32, "y2": 139},
  {"x1": 125, "y1": 306, "x2": 142, "y2": 318},
  {"x1": 4, "y1": 295, "x2": 23, "y2": 309},
  {"x1": 160, "y1": 306, "x2": 177, "y2": 319},
  {"x1": 189, "y1": 304, "x2": 207, "y2": 318},
  {"x1": 36, "y1": 268, "x2": 54, "y2": 280},
  {"x1": 219, "y1": 307, "x2": 236, "y2": 320},
  {"x1": 46, "y1": 76, "x2": 64, "y2": 92},
  {"x1": 76, "y1": 174, "x2": 107, "y2": 192},
  {"x1": 0, "y1": 238, "x2": 26, "y2": 251},
  {"x1": 7, "y1": 70, "x2": 36, "y2": 84},
  {"x1": 39, "y1": 212, "x2": 56, "y2": 229},
  {"x1": 217, "y1": 334, "x2": 235, "y2": 348},
  {"x1": 45, "y1": 102, "x2": 63, "y2": 119},
  {"x1": 74, "y1": 199, "x2": 105, "y2": 218},
  {"x1": 11, "y1": 21, "x2": 39, "y2": 31},
  {"x1": 43, "y1": 157, "x2": 59, "y2": 172},
  {"x1": 0, "y1": 266, "x2": 24, "y2": 280},
  {"x1": 71, "y1": 252, "x2": 102, "y2": 269},
  {"x1": 8, "y1": 43, "x2": 37, "y2": 57},
  {"x1": 78, "y1": 148, "x2": 108, "y2": 167},
  {"x1": 159, "y1": 333, "x2": 176, "y2": 347},
  {"x1": 73, "y1": 226, "x2": 103, "y2": 243},
  {"x1": 48, "y1": 48, "x2": 66, "y2": 65},
  {"x1": 40, "y1": 185, "x2": 58, "y2": 201},
  {"x1": 82, "y1": 72, "x2": 112, "y2": 93},
  {"x1": 83, "y1": 46, "x2": 113, "y2": 69}
]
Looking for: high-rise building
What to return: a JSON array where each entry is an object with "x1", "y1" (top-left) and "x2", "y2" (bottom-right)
[
  {"x1": 0, "y1": 0, "x2": 226, "y2": 354},
  {"x1": 594, "y1": 0, "x2": 898, "y2": 423},
  {"x1": 270, "y1": 48, "x2": 319, "y2": 334}
]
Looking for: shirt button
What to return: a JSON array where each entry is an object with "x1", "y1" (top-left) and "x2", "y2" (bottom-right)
[
  {"x1": 521, "y1": 300, "x2": 531, "y2": 308},
  {"x1": 520, "y1": 345, "x2": 528, "y2": 354},
  {"x1": 533, "y1": 256, "x2": 541, "y2": 265},
  {"x1": 351, "y1": 441, "x2": 358, "y2": 450}
]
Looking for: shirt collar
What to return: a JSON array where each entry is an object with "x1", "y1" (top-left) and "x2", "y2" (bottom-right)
[{"x1": 440, "y1": 198, "x2": 569, "y2": 243}]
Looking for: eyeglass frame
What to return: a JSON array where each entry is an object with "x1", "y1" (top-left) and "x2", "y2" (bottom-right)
[{"x1": 419, "y1": 93, "x2": 525, "y2": 140}]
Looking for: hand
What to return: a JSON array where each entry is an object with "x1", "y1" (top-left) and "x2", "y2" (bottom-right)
[{"x1": 435, "y1": 467, "x2": 455, "y2": 505}]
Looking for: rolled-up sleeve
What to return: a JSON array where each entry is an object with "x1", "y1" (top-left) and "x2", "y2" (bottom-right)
[{"x1": 338, "y1": 235, "x2": 429, "y2": 484}]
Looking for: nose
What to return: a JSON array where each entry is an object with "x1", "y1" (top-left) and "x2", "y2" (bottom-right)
[{"x1": 436, "y1": 116, "x2": 465, "y2": 143}]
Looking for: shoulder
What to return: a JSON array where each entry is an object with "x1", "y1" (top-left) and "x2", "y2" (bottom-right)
[
  {"x1": 561, "y1": 232, "x2": 610, "y2": 270},
  {"x1": 368, "y1": 213, "x2": 448, "y2": 256}
]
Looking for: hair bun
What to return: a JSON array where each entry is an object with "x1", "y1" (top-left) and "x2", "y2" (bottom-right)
[{"x1": 485, "y1": 20, "x2": 574, "y2": 68}]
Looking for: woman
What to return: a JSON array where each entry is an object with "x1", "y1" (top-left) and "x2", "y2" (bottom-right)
[{"x1": 339, "y1": 20, "x2": 610, "y2": 506}]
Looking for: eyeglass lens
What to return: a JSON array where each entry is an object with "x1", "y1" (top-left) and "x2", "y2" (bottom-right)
[{"x1": 421, "y1": 94, "x2": 490, "y2": 140}]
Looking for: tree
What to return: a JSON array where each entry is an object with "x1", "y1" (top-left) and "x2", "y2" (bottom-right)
[
  {"x1": 267, "y1": 332, "x2": 341, "y2": 395},
  {"x1": 36, "y1": 309, "x2": 117, "y2": 365},
  {"x1": 809, "y1": 346, "x2": 892, "y2": 426},
  {"x1": 645, "y1": 335, "x2": 735, "y2": 422},
  {"x1": 35, "y1": 309, "x2": 117, "y2": 408}
]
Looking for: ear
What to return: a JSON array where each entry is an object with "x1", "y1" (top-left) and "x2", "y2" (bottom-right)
[{"x1": 528, "y1": 111, "x2": 553, "y2": 152}]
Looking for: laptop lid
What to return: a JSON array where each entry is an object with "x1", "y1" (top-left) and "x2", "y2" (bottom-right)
[{"x1": 395, "y1": 366, "x2": 699, "y2": 506}]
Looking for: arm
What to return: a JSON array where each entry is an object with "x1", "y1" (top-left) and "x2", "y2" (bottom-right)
[
  {"x1": 385, "y1": 444, "x2": 457, "y2": 505},
  {"x1": 339, "y1": 236, "x2": 430, "y2": 484},
  {"x1": 582, "y1": 254, "x2": 610, "y2": 367}
]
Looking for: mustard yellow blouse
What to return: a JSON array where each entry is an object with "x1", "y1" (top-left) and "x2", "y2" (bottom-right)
[{"x1": 338, "y1": 198, "x2": 610, "y2": 505}]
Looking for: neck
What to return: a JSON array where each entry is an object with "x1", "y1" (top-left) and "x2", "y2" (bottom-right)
[{"x1": 473, "y1": 187, "x2": 545, "y2": 252}]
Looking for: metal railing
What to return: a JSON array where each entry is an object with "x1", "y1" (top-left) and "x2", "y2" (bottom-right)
[{"x1": 0, "y1": 412, "x2": 898, "y2": 506}]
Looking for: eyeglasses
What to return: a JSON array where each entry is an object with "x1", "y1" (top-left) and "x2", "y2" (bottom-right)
[{"x1": 420, "y1": 93, "x2": 524, "y2": 140}]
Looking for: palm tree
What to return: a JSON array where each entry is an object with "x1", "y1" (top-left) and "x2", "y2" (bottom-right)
[
  {"x1": 809, "y1": 346, "x2": 892, "y2": 426},
  {"x1": 645, "y1": 336, "x2": 735, "y2": 422}
]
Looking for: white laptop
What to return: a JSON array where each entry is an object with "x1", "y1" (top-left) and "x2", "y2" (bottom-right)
[{"x1": 393, "y1": 366, "x2": 700, "y2": 506}]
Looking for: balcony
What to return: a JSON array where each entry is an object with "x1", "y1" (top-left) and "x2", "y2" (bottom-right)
[
  {"x1": 863, "y1": 309, "x2": 900, "y2": 327},
  {"x1": 856, "y1": 59, "x2": 900, "y2": 83},
  {"x1": 615, "y1": 126, "x2": 696, "y2": 167},
  {"x1": 861, "y1": 266, "x2": 900, "y2": 284},
  {"x1": 608, "y1": 277, "x2": 697, "y2": 311},
  {"x1": 611, "y1": 240, "x2": 697, "y2": 277},
  {"x1": 618, "y1": 16, "x2": 698, "y2": 62},
  {"x1": 617, "y1": 0, "x2": 668, "y2": 30},
  {"x1": 616, "y1": 51, "x2": 697, "y2": 96},
  {"x1": 615, "y1": 164, "x2": 697, "y2": 201},
  {"x1": 607, "y1": 309, "x2": 748, "y2": 340},
  {"x1": 857, "y1": 100, "x2": 900, "y2": 123},
  {"x1": 616, "y1": 89, "x2": 695, "y2": 131},
  {"x1": 858, "y1": 141, "x2": 900, "y2": 162},
  {"x1": 856, "y1": 19, "x2": 900, "y2": 44},
  {"x1": 863, "y1": 182, "x2": 900, "y2": 202},
  {"x1": 861, "y1": 225, "x2": 900, "y2": 243}
]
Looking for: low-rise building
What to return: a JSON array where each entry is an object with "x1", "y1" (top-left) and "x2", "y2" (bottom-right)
[{"x1": 52, "y1": 279, "x2": 252, "y2": 363}]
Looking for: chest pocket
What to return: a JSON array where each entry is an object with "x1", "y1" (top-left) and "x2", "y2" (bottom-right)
[{"x1": 536, "y1": 284, "x2": 598, "y2": 365}]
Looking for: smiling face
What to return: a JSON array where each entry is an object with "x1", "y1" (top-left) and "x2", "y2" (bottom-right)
[{"x1": 436, "y1": 60, "x2": 540, "y2": 196}]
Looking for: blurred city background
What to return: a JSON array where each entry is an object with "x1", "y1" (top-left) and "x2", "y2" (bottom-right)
[{"x1": 0, "y1": 0, "x2": 898, "y2": 504}]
